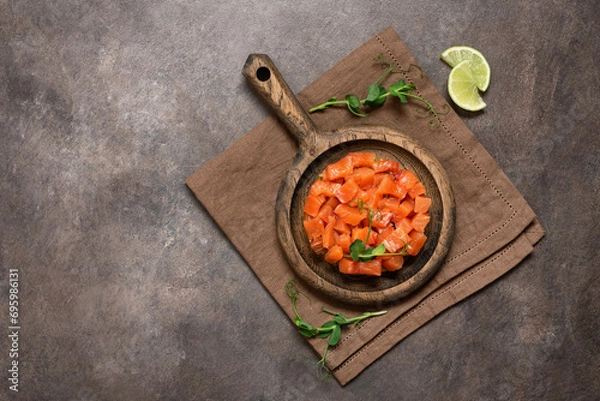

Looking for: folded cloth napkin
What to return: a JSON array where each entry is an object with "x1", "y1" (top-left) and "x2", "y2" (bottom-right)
[{"x1": 186, "y1": 26, "x2": 545, "y2": 385}]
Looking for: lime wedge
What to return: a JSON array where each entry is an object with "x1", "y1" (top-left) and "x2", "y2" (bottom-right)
[
  {"x1": 447, "y1": 60, "x2": 486, "y2": 112},
  {"x1": 441, "y1": 46, "x2": 491, "y2": 92}
]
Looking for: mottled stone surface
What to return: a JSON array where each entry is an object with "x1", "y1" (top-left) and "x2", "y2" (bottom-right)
[{"x1": 1, "y1": 1, "x2": 598, "y2": 400}]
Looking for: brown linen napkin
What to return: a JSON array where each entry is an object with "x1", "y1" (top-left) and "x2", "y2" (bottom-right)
[{"x1": 186, "y1": 26, "x2": 545, "y2": 385}]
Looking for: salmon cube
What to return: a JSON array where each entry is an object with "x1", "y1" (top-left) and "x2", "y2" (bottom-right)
[
  {"x1": 335, "y1": 233, "x2": 352, "y2": 254},
  {"x1": 357, "y1": 259, "x2": 382, "y2": 276},
  {"x1": 382, "y1": 228, "x2": 410, "y2": 252},
  {"x1": 407, "y1": 231, "x2": 427, "y2": 256},
  {"x1": 349, "y1": 152, "x2": 377, "y2": 168},
  {"x1": 414, "y1": 196, "x2": 432, "y2": 214},
  {"x1": 310, "y1": 179, "x2": 341, "y2": 197},
  {"x1": 411, "y1": 213, "x2": 430, "y2": 233},
  {"x1": 324, "y1": 155, "x2": 354, "y2": 180},
  {"x1": 396, "y1": 169, "x2": 419, "y2": 192},
  {"x1": 304, "y1": 194, "x2": 326, "y2": 217},
  {"x1": 382, "y1": 255, "x2": 404, "y2": 271},
  {"x1": 338, "y1": 258, "x2": 359, "y2": 275},
  {"x1": 322, "y1": 217, "x2": 336, "y2": 249},
  {"x1": 373, "y1": 159, "x2": 400, "y2": 173},
  {"x1": 352, "y1": 226, "x2": 369, "y2": 243},
  {"x1": 324, "y1": 245, "x2": 344, "y2": 264},
  {"x1": 303, "y1": 218, "x2": 324, "y2": 241},
  {"x1": 376, "y1": 174, "x2": 397, "y2": 196},
  {"x1": 408, "y1": 182, "x2": 426, "y2": 199},
  {"x1": 335, "y1": 178, "x2": 360, "y2": 204},
  {"x1": 349, "y1": 167, "x2": 375, "y2": 190},
  {"x1": 334, "y1": 204, "x2": 367, "y2": 226}
]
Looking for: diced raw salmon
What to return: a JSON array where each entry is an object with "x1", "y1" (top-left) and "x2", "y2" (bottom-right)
[
  {"x1": 382, "y1": 255, "x2": 404, "y2": 271},
  {"x1": 338, "y1": 258, "x2": 359, "y2": 275},
  {"x1": 324, "y1": 244, "x2": 344, "y2": 264},
  {"x1": 396, "y1": 169, "x2": 419, "y2": 192},
  {"x1": 382, "y1": 227, "x2": 410, "y2": 253},
  {"x1": 398, "y1": 198, "x2": 415, "y2": 218},
  {"x1": 333, "y1": 217, "x2": 351, "y2": 234},
  {"x1": 371, "y1": 211, "x2": 394, "y2": 230},
  {"x1": 356, "y1": 186, "x2": 380, "y2": 210},
  {"x1": 310, "y1": 237, "x2": 324, "y2": 253},
  {"x1": 310, "y1": 179, "x2": 341, "y2": 197},
  {"x1": 304, "y1": 194, "x2": 326, "y2": 217},
  {"x1": 376, "y1": 174, "x2": 397, "y2": 196},
  {"x1": 351, "y1": 226, "x2": 369, "y2": 243},
  {"x1": 349, "y1": 167, "x2": 375, "y2": 189},
  {"x1": 408, "y1": 181, "x2": 426, "y2": 199},
  {"x1": 317, "y1": 203, "x2": 335, "y2": 222},
  {"x1": 322, "y1": 217, "x2": 336, "y2": 249},
  {"x1": 381, "y1": 197, "x2": 413, "y2": 220},
  {"x1": 376, "y1": 226, "x2": 394, "y2": 244},
  {"x1": 334, "y1": 203, "x2": 367, "y2": 226},
  {"x1": 394, "y1": 182, "x2": 408, "y2": 200},
  {"x1": 373, "y1": 159, "x2": 400, "y2": 173},
  {"x1": 395, "y1": 216, "x2": 413, "y2": 235},
  {"x1": 411, "y1": 213, "x2": 430, "y2": 233},
  {"x1": 349, "y1": 152, "x2": 377, "y2": 168},
  {"x1": 378, "y1": 196, "x2": 397, "y2": 211},
  {"x1": 335, "y1": 178, "x2": 360, "y2": 204},
  {"x1": 335, "y1": 233, "x2": 352, "y2": 253},
  {"x1": 303, "y1": 152, "x2": 432, "y2": 276},
  {"x1": 324, "y1": 155, "x2": 354, "y2": 180},
  {"x1": 303, "y1": 218, "x2": 324, "y2": 240},
  {"x1": 407, "y1": 231, "x2": 427, "y2": 256},
  {"x1": 414, "y1": 196, "x2": 432, "y2": 214},
  {"x1": 367, "y1": 230, "x2": 379, "y2": 246},
  {"x1": 357, "y1": 259, "x2": 382, "y2": 276},
  {"x1": 373, "y1": 172, "x2": 387, "y2": 186},
  {"x1": 323, "y1": 196, "x2": 340, "y2": 211}
]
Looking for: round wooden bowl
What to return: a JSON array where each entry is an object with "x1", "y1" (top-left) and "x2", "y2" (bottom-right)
[{"x1": 242, "y1": 54, "x2": 455, "y2": 306}]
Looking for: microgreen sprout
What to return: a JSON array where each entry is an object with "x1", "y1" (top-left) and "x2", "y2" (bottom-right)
[
  {"x1": 309, "y1": 53, "x2": 448, "y2": 125},
  {"x1": 285, "y1": 279, "x2": 387, "y2": 377}
]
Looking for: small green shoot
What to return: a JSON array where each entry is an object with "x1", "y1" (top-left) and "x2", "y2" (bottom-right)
[
  {"x1": 285, "y1": 279, "x2": 387, "y2": 377},
  {"x1": 309, "y1": 53, "x2": 448, "y2": 125}
]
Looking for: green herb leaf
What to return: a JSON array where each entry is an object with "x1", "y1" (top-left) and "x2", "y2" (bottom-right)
[
  {"x1": 299, "y1": 327, "x2": 317, "y2": 337},
  {"x1": 364, "y1": 84, "x2": 386, "y2": 108},
  {"x1": 349, "y1": 239, "x2": 366, "y2": 261},
  {"x1": 318, "y1": 320, "x2": 337, "y2": 338},
  {"x1": 371, "y1": 243, "x2": 387, "y2": 256},
  {"x1": 320, "y1": 320, "x2": 338, "y2": 329},
  {"x1": 389, "y1": 79, "x2": 414, "y2": 93},
  {"x1": 389, "y1": 80, "x2": 414, "y2": 103},
  {"x1": 345, "y1": 94, "x2": 361, "y2": 108},
  {"x1": 333, "y1": 314, "x2": 350, "y2": 325},
  {"x1": 357, "y1": 246, "x2": 377, "y2": 262},
  {"x1": 294, "y1": 318, "x2": 318, "y2": 337},
  {"x1": 345, "y1": 94, "x2": 367, "y2": 117},
  {"x1": 328, "y1": 324, "x2": 342, "y2": 346},
  {"x1": 366, "y1": 83, "x2": 380, "y2": 102}
]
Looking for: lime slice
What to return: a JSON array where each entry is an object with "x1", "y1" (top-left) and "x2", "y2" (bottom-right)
[
  {"x1": 441, "y1": 46, "x2": 491, "y2": 92},
  {"x1": 447, "y1": 60, "x2": 486, "y2": 112}
]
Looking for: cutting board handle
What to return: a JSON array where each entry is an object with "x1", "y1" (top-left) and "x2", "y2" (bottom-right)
[{"x1": 243, "y1": 54, "x2": 319, "y2": 153}]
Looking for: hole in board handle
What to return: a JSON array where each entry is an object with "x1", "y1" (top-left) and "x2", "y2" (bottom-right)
[{"x1": 256, "y1": 66, "x2": 271, "y2": 82}]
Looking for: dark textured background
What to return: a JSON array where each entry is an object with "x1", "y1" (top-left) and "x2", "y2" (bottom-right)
[{"x1": 1, "y1": 1, "x2": 599, "y2": 400}]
